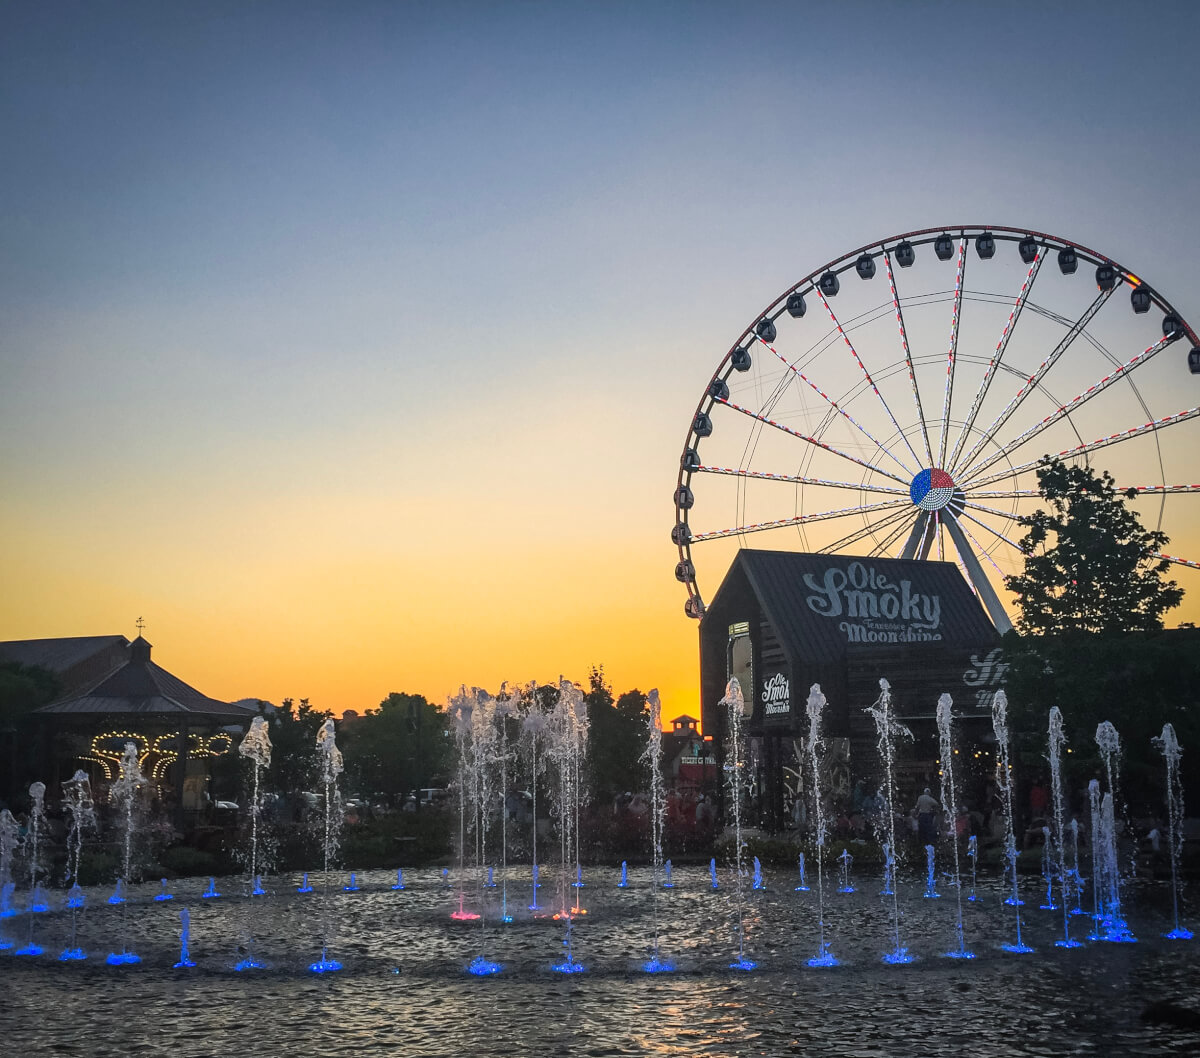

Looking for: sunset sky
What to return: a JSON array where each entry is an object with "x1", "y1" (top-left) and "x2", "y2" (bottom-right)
[{"x1": 3, "y1": 2, "x2": 1199, "y2": 720}]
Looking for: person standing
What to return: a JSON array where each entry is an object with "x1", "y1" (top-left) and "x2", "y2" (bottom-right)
[{"x1": 914, "y1": 787, "x2": 941, "y2": 846}]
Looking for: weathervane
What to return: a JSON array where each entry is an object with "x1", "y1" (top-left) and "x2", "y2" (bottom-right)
[{"x1": 135, "y1": 616, "x2": 145, "y2": 636}]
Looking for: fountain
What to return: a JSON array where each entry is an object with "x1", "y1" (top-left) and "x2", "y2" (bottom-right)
[
  {"x1": 392, "y1": 869, "x2": 405, "y2": 891},
  {"x1": 1090, "y1": 785, "x2": 1135, "y2": 943},
  {"x1": 640, "y1": 688, "x2": 673, "y2": 972},
  {"x1": 495, "y1": 685, "x2": 520, "y2": 922},
  {"x1": 203, "y1": 877, "x2": 220, "y2": 899},
  {"x1": 794, "y1": 853, "x2": 809, "y2": 892},
  {"x1": 618, "y1": 861, "x2": 628, "y2": 888},
  {"x1": 238, "y1": 717, "x2": 273, "y2": 894},
  {"x1": 59, "y1": 770, "x2": 95, "y2": 959},
  {"x1": 521, "y1": 703, "x2": 546, "y2": 912},
  {"x1": 1047, "y1": 707, "x2": 1080, "y2": 947},
  {"x1": 720, "y1": 677, "x2": 755, "y2": 971},
  {"x1": 836, "y1": 849, "x2": 855, "y2": 894},
  {"x1": 547, "y1": 677, "x2": 588, "y2": 972},
  {"x1": 804, "y1": 684, "x2": 837, "y2": 968},
  {"x1": 752, "y1": 857, "x2": 764, "y2": 890},
  {"x1": 922, "y1": 845, "x2": 940, "y2": 899},
  {"x1": 174, "y1": 906, "x2": 197, "y2": 968},
  {"x1": 311, "y1": 716, "x2": 344, "y2": 973},
  {"x1": 1038, "y1": 827, "x2": 1058, "y2": 911},
  {"x1": 0, "y1": 808, "x2": 19, "y2": 921},
  {"x1": 966, "y1": 835, "x2": 979, "y2": 902},
  {"x1": 234, "y1": 719, "x2": 272, "y2": 969},
  {"x1": 14, "y1": 782, "x2": 47, "y2": 956},
  {"x1": 865, "y1": 679, "x2": 912, "y2": 963},
  {"x1": 1151, "y1": 723, "x2": 1192, "y2": 940},
  {"x1": 991, "y1": 691, "x2": 1032, "y2": 953},
  {"x1": 709, "y1": 858, "x2": 719, "y2": 890},
  {"x1": 935, "y1": 694, "x2": 971, "y2": 958},
  {"x1": 104, "y1": 746, "x2": 145, "y2": 965}
]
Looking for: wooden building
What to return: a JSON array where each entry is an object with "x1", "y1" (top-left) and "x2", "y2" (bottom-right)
[{"x1": 698, "y1": 551, "x2": 1004, "y2": 829}]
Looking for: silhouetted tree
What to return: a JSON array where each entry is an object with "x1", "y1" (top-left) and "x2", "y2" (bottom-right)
[
  {"x1": 341, "y1": 692, "x2": 452, "y2": 804},
  {"x1": 1004, "y1": 459, "x2": 1182, "y2": 635},
  {"x1": 584, "y1": 666, "x2": 649, "y2": 803}
]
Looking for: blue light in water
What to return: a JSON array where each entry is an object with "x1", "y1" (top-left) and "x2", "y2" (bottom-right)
[
  {"x1": 551, "y1": 961, "x2": 585, "y2": 974},
  {"x1": 500, "y1": 915, "x2": 513, "y2": 923},
  {"x1": 105, "y1": 952, "x2": 141, "y2": 965},
  {"x1": 66, "y1": 894, "x2": 85, "y2": 910},
  {"x1": 943, "y1": 950, "x2": 976, "y2": 960},
  {"x1": 234, "y1": 958, "x2": 265, "y2": 971},
  {"x1": 467, "y1": 957, "x2": 502, "y2": 976},
  {"x1": 1039, "y1": 901, "x2": 1059, "y2": 911},
  {"x1": 155, "y1": 894, "x2": 173, "y2": 902},
  {"x1": 729, "y1": 958, "x2": 757, "y2": 971},
  {"x1": 794, "y1": 885, "x2": 810, "y2": 892},
  {"x1": 173, "y1": 957, "x2": 197, "y2": 968},
  {"x1": 882, "y1": 949, "x2": 915, "y2": 965},
  {"x1": 999, "y1": 942, "x2": 1035, "y2": 954},
  {"x1": 838, "y1": 885, "x2": 856, "y2": 894},
  {"x1": 643, "y1": 959, "x2": 675, "y2": 973},
  {"x1": 392, "y1": 869, "x2": 405, "y2": 891},
  {"x1": 1165, "y1": 927, "x2": 1194, "y2": 940},
  {"x1": 309, "y1": 958, "x2": 343, "y2": 973},
  {"x1": 966, "y1": 893, "x2": 980, "y2": 902},
  {"x1": 1054, "y1": 939, "x2": 1084, "y2": 949},
  {"x1": 0, "y1": 938, "x2": 13, "y2": 951},
  {"x1": 16, "y1": 944, "x2": 45, "y2": 957},
  {"x1": 1003, "y1": 896, "x2": 1025, "y2": 906},
  {"x1": 59, "y1": 948, "x2": 87, "y2": 961},
  {"x1": 807, "y1": 951, "x2": 840, "y2": 968},
  {"x1": 252, "y1": 876, "x2": 266, "y2": 896},
  {"x1": 202, "y1": 879, "x2": 220, "y2": 899}
]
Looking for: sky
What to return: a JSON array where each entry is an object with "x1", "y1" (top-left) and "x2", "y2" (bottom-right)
[{"x1": 3, "y1": 1, "x2": 1199, "y2": 719}]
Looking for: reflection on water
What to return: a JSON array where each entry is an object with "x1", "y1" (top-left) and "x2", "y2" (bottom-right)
[{"x1": 2, "y1": 865, "x2": 1198, "y2": 1057}]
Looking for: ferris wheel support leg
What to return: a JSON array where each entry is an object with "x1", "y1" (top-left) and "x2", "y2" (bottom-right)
[
  {"x1": 944, "y1": 515, "x2": 1013, "y2": 634},
  {"x1": 900, "y1": 512, "x2": 930, "y2": 560}
]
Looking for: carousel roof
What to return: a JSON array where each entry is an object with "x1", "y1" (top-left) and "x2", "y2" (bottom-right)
[{"x1": 34, "y1": 636, "x2": 257, "y2": 720}]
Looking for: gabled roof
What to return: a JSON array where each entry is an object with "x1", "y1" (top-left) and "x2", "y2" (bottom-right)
[
  {"x1": 703, "y1": 550, "x2": 999, "y2": 668},
  {"x1": 0, "y1": 635, "x2": 128, "y2": 674},
  {"x1": 35, "y1": 637, "x2": 257, "y2": 720}
]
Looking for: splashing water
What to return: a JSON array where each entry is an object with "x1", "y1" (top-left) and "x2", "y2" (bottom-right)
[
  {"x1": 805, "y1": 685, "x2": 838, "y2": 967},
  {"x1": 236, "y1": 718, "x2": 272, "y2": 966},
  {"x1": 618, "y1": 861, "x2": 628, "y2": 888},
  {"x1": 837, "y1": 849, "x2": 855, "y2": 894},
  {"x1": 710, "y1": 858, "x2": 719, "y2": 890},
  {"x1": 992, "y1": 691, "x2": 1032, "y2": 953},
  {"x1": 866, "y1": 679, "x2": 912, "y2": 962},
  {"x1": 923, "y1": 845, "x2": 939, "y2": 899},
  {"x1": 966, "y1": 836, "x2": 979, "y2": 902},
  {"x1": 60, "y1": 770, "x2": 96, "y2": 959},
  {"x1": 522, "y1": 702, "x2": 546, "y2": 912},
  {"x1": 1047, "y1": 708, "x2": 1079, "y2": 946},
  {"x1": 641, "y1": 689, "x2": 672, "y2": 971},
  {"x1": 314, "y1": 717, "x2": 344, "y2": 972},
  {"x1": 752, "y1": 857, "x2": 764, "y2": 891},
  {"x1": 174, "y1": 907, "x2": 196, "y2": 968},
  {"x1": 156, "y1": 879, "x2": 173, "y2": 902},
  {"x1": 1039, "y1": 828, "x2": 1058, "y2": 911},
  {"x1": 663, "y1": 860, "x2": 674, "y2": 889},
  {"x1": 721, "y1": 678, "x2": 755, "y2": 971},
  {"x1": 1090, "y1": 785, "x2": 1135, "y2": 943},
  {"x1": 1152, "y1": 724, "x2": 1192, "y2": 940},
  {"x1": 107, "y1": 748, "x2": 145, "y2": 964},
  {"x1": 392, "y1": 869, "x2": 405, "y2": 891},
  {"x1": 935, "y1": 694, "x2": 972, "y2": 958},
  {"x1": 0, "y1": 810, "x2": 19, "y2": 920},
  {"x1": 795, "y1": 853, "x2": 809, "y2": 892}
]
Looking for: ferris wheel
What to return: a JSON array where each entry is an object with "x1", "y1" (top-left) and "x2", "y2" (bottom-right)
[{"x1": 673, "y1": 226, "x2": 1200, "y2": 631}]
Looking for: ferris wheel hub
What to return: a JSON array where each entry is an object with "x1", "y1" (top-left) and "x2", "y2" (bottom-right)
[{"x1": 910, "y1": 468, "x2": 957, "y2": 511}]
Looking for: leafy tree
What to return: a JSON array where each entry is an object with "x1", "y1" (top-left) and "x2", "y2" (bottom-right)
[
  {"x1": 341, "y1": 692, "x2": 452, "y2": 805},
  {"x1": 584, "y1": 666, "x2": 649, "y2": 803},
  {"x1": 1004, "y1": 459, "x2": 1182, "y2": 635},
  {"x1": 260, "y1": 697, "x2": 330, "y2": 796},
  {"x1": 0, "y1": 661, "x2": 60, "y2": 806}
]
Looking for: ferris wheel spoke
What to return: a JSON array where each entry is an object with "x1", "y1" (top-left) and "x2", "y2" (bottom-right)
[
  {"x1": 689, "y1": 499, "x2": 910, "y2": 543},
  {"x1": 817, "y1": 507, "x2": 915, "y2": 555},
  {"x1": 755, "y1": 336, "x2": 913, "y2": 477},
  {"x1": 955, "y1": 517, "x2": 1008, "y2": 578},
  {"x1": 883, "y1": 250, "x2": 935, "y2": 467},
  {"x1": 945, "y1": 251, "x2": 1044, "y2": 471},
  {"x1": 963, "y1": 499, "x2": 1026, "y2": 521},
  {"x1": 967, "y1": 484, "x2": 1200, "y2": 499},
  {"x1": 871, "y1": 517, "x2": 913, "y2": 557},
  {"x1": 963, "y1": 333, "x2": 1179, "y2": 481},
  {"x1": 943, "y1": 513, "x2": 1014, "y2": 632},
  {"x1": 957, "y1": 509, "x2": 1028, "y2": 556},
  {"x1": 952, "y1": 287, "x2": 1116, "y2": 477},
  {"x1": 693, "y1": 464, "x2": 908, "y2": 496},
  {"x1": 1153, "y1": 552, "x2": 1200, "y2": 571},
  {"x1": 936, "y1": 238, "x2": 968, "y2": 469},
  {"x1": 714, "y1": 396, "x2": 912, "y2": 485},
  {"x1": 814, "y1": 287, "x2": 923, "y2": 470},
  {"x1": 964, "y1": 406, "x2": 1200, "y2": 491}
]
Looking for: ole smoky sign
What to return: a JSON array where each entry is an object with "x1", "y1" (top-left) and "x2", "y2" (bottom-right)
[{"x1": 804, "y1": 560, "x2": 943, "y2": 645}]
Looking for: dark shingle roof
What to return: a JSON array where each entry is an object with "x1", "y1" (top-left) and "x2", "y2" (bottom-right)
[
  {"x1": 35, "y1": 637, "x2": 257, "y2": 720},
  {"x1": 0, "y1": 635, "x2": 128, "y2": 674}
]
